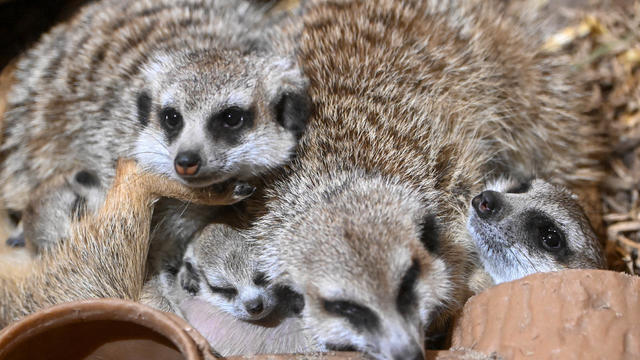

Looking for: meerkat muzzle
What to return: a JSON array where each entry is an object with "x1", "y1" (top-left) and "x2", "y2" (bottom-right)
[{"x1": 174, "y1": 152, "x2": 201, "y2": 177}]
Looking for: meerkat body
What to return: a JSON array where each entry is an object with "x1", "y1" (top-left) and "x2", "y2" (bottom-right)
[
  {"x1": 0, "y1": 0, "x2": 309, "y2": 251},
  {"x1": 467, "y1": 177, "x2": 606, "y2": 285},
  {"x1": 142, "y1": 223, "x2": 313, "y2": 355},
  {"x1": 0, "y1": 159, "x2": 253, "y2": 328},
  {"x1": 239, "y1": 0, "x2": 605, "y2": 357}
]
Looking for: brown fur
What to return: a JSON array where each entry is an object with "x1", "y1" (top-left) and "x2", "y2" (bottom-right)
[
  {"x1": 0, "y1": 159, "x2": 250, "y2": 328},
  {"x1": 246, "y1": 0, "x2": 606, "y2": 356}
]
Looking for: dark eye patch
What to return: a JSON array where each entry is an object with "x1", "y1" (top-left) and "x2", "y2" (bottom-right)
[
  {"x1": 523, "y1": 210, "x2": 572, "y2": 263},
  {"x1": 397, "y1": 259, "x2": 421, "y2": 316},
  {"x1": 159, "y1": 107, "x2": 184, "y2": 143},
  {"x1": 208, "y1": 285, "x2": 238, "y2": 298},
  {"x1": 208, "y1": 107, "x2": 254, "y2": 144},
  {"x1": 323, "y1": 299, "x2": 380, "y2": 332},
  {"x1": 419, "y1": 214, "x2": 439, "y2": 254}
]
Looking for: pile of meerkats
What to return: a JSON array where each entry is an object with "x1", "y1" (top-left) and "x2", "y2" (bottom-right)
[{"x1": 0, "y1": 0, "x2": 610, "y2": 358}]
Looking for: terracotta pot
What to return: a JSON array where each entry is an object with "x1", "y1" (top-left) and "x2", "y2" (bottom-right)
[
  {"x1": 452, "y1": 269, "x2": 640, "y2": 359},
  {"x1": 0, "y1": 298, "x2": 218, "y2": 360}
]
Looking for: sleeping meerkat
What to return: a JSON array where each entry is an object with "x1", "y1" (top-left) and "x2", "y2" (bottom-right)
[
  {"x1": 0, "y1": 0, "x2": 309, "y2": 251},
  {"x1": 467, "y1": 177, "x2": 606, "y2": 285},
  {"x1": 179, "y1": 223, "x2": 278, "y2": 322},
  {"x1": 242, "y1": 0, "x2": 605, "y2": 357},
  {"x1": 141, "y1": 223, "x2": 313, "y2": 356},
  {"x1": 0, "y1": 159, "x2": 254, "y2": 327}
]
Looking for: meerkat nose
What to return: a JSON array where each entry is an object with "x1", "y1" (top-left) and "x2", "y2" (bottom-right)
[
  {"x1": 472, "y1": 190, "x2": 501, "y2": 218},
  {"x1": 174, "y1": 151, "x2": 201, "y2": 176},
  {"x1": 244, "y1": 298, "x2": 264, "y2": 315}
]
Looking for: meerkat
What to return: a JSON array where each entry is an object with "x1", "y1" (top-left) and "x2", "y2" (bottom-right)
[
  {"x1": 234, "y1": 0, "x2": 606, "y2": 358},
  {"x1": 0, "y1": 159, "x2": 254, "y2": 328},
  {"x1": 0, "y1": 0, "x2": 310, "y2": 252},
  {"x1": 142, "y1": 223, "x2": 313, "y2": 356},
  {"x1": 178, "y1": 224, "x2": 279, "y2": 322},
  {"x1": 18, "y1": 169, "x2": 107, "y2": 253},
  {"x1": 467, "y1": 177, "x2": 606, "y2": 285}
]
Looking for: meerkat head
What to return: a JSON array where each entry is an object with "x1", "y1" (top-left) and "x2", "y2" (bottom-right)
[
  {"x1": 467, "y1": 177, "x2": 606, "y2": 284},
  {"x1": 256, "y1": 172, "x2": 453, "y2": 359},
  {"x1": 178, "y1": 223, "x2": 277, "y2": 322},
  {"x1": 22, "y1": 169, "x2": 105, "y2": 252},
  {"x1": 134, "y1": 50, "x2": 310, "y2": 187}
]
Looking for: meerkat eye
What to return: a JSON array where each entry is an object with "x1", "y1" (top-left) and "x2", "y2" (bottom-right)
[
  {"x1": 253, "y1": 272, "x2": 268, "y2": 286},
  {"x1": 219, "y1": 107, "x2": 252, "y2": 129},
  {"x1": 160, "y1": 107, "x2": 183, "y2": 131},
  {"x1": 208, "y1": 285, "x2": 238, "y2": 298},
  {"x1": 540, "y1": 225, "x2": 564, "y2": 251},
  {"x1": 323, "y1": 299, "x2": 380, "y2": 331}
]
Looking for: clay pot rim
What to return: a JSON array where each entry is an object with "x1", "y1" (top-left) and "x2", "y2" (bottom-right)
[{"x1": 0, "y1": 298, "x2": 202, "y2": 359}]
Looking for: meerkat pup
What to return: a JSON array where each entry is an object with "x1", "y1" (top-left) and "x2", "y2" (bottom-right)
[
  {"x1": 0, "y1": 159, "x2": 254, "y2": 328},
  {"x1": 467, "y1": 177, "x2": 606, "y2": 285},
  {"x1": 142, "y1": 223, "x2": 312, "y2": 356},
  {"x1": 0, "y1": 0, "x2": 309, "y2": 251},
  {"x1": 179, "y1": 224, "x2": 278, "y2": 322}
]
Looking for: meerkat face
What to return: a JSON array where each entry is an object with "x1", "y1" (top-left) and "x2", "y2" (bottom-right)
[
  {"x1": 134, "y1": 50, "x2": 310, "y2": 187},
  {"x1": 467, "y1": 178, "x2": 605, "y2": 284},
  {"x1": 179, "y1": 224, "x2": 278, "y2": 322},
  {"x1": 257, "y1": 173, "x2": 452, "y2": 359}
]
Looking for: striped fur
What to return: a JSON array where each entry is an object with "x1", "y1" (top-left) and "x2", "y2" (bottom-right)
[
  {"x1": 0, "y1": 0, "x2": 305, "y2": 210},
  {"x1": 247, "y1": 0, "x2": 606, "y2": 357},
  {"x1": 0, "y1": 0, "x2": 309, "y2": 254}
]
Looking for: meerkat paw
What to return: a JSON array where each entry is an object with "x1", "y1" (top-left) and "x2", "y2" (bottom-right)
[
  {"x1": 179, "y1": 260, "x2": 201, "y2": 296},
  {"x1": 112, "y1": 158, "x2": 255, "y2": 205}
]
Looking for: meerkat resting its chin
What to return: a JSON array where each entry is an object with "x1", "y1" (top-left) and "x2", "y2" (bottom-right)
[
  {"x1": 0, "y1": 159, "x2": 254, "y2": 328},
  {"x1": 467, "y1": 177, "x2": 606, "y2": 285},
  {"x1": 0, "y1": 0, "x2": 310, "y2": 252},
  {"x1": 142, "y1": 224, "x2": 312, "y2": 356}
]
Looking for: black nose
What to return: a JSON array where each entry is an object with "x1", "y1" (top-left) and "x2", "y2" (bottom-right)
[
  {"x1": 472, "y1": 190, "x2": 501, "y2": 218},
  {"x1": 245, "y1": 298, "x2": 264, "y2": 315},
  {"x1": 174, "y1": 151, "x2": 201, "y2": 176},
  {"x1": 393, "y1": 344, "x2": 424, "y2": 360}
]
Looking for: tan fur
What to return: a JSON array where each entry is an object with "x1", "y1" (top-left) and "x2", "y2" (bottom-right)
[
  {"x1": 243, "y1": 0, "x2": 606, "y2": 357},
  {"x1": 0, "y1": 159, "x2": 250, "y2": 328}
]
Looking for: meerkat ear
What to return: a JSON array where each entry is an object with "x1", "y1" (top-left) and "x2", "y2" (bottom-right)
[
  {"x1": 179, "y1": 259, "x2": 201, "y2": 296},
  {"x1": 419, "y1": 214, "x2": 440, "y2": 255},
  {"x1": 274, "y1": 90, "x2": 311, "y2": 138},
  {"x1": 265, "y1": 57, "x2": 312, "y2": 138}
]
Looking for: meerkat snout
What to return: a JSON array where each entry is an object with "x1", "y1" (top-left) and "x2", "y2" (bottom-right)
[
  {"x1": 174, "y1": 151, "x2": 202, "y2": 177},
  {"x1": 471, "y1": 190, "x2": 502, "y2": 219},
  {"x1": 468, "y1": 177, "x2": 605, "y2": 285}
]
